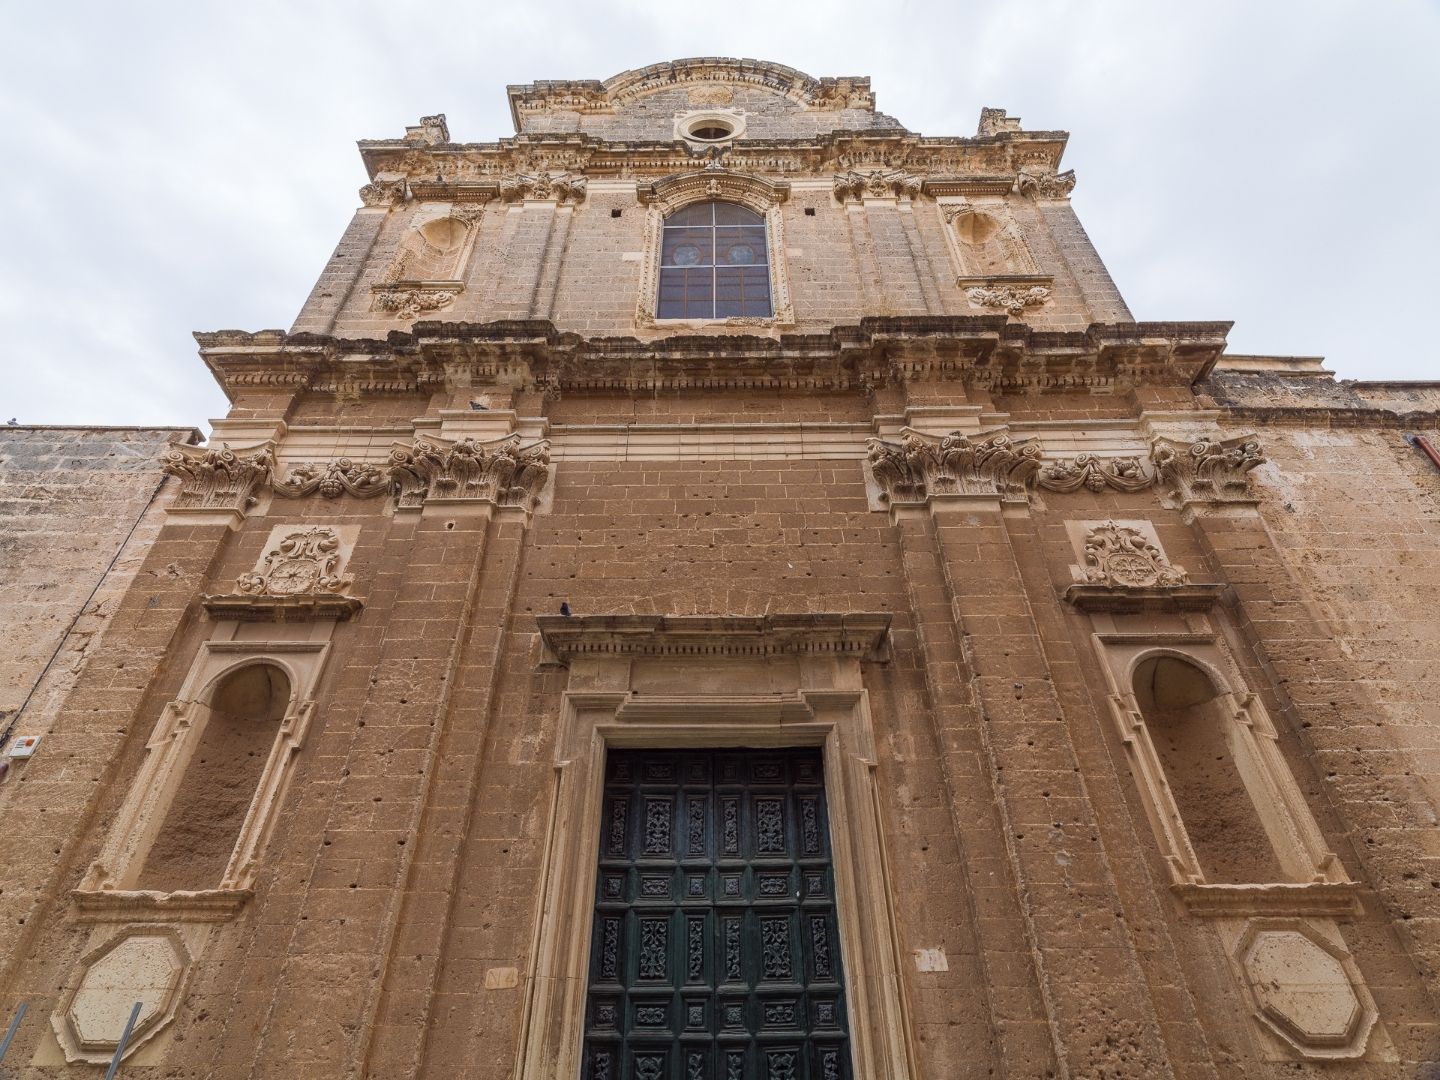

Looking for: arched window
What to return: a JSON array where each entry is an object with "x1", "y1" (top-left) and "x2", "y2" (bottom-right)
[
  {"x1": 657, "y1": 200, "x2": 772, "y2": 319},
  {"x1": 135, "y1": 662, "x2": 292, "y2": 892}
]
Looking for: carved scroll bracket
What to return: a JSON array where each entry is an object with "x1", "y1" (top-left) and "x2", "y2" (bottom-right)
[
  {"x1": 832, "y1": 169, "x2": 922, "y2": 203},
  {"x1": 388, "y1": 432, "x2": 552, "y2": 519},
  {"x1": 1151, "y1": 433, "x2": 1267, "y2": 509},
  {"x1": 864, "y1": 428, "x2": 1042, "y2": 517},
  {"x1": 161, "y1": 441, "x2": 275, "y2": 527}
]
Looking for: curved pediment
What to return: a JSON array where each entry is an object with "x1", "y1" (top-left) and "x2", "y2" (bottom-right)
[
  {"x1": 506, "y1": 57, "x2": 890, "y2": 138},
  {"x1": 603, "y1": 58, "x2": 873, "y2": 110}
]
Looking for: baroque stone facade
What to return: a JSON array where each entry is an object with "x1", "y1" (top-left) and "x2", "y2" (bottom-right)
[{"x1": 1, "y1": 58, "x2": 1439, "y2": 1079}]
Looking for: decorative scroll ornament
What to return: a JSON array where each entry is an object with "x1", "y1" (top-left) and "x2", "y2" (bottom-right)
[
  {"x1": 273, "y1": 458, "x2": 390, "y2": 499},
  {"x1": 866, "y1": 428, "x2": 1042, "y2": 505},
  {"x1": 161, "y1": 443, "x2": 274, "y2": 514},
  {"x1": 832, "y1": 169, "x2": 921, "y2": 202},
  {"x1": 388, "y1": 433, "x2": 551, "y2": 511},
  {"x1": 498, "y1": 171, "x2": 587, "y2": 204},
  {"x1": 1017, "y1": 167, "x2": 1077, "y2": 199},
  {"x1": 1081, "y1": 522, "x2": 1188, "y2": 588},
  {"x1": 237, "y1": 526, "x2": 352, "y2": 596},
  {"x1": 1151, "y1": 434, "x2": 1266, "y2": 505},
  {"x1": 966, "y1": 284, "x2": 1050, "y2": 315},
  {"x1": 1038, "y1": 454, "x2": 1153, "y2": 494},
  {"x1": 372, "y1": 284, "x2": 462, "y2": 320},
  {"x1": 359, "y1": 180, "x2": 406, "y2": 207}
]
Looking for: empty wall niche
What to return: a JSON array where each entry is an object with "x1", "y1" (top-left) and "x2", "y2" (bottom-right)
[
  {"x1": 135, "y1": 662, "x2": 291, "y2": 892},
  {"x1": 1133, "y1": 655, "x2": 1287, "y2": 885}
]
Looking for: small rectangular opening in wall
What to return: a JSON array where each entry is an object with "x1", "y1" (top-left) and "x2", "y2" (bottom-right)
[
  {"x1": 804, "y1": 207, "x2": 816, "y2": 216},
  {"x1": 611, "y1": 208, "x2": 623, "y2": 218}
]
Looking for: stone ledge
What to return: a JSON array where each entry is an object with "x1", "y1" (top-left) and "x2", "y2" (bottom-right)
[
  {"x1": 70, "y1": 888, "x2": 253, "y2": 923},
  {"x1": 1172, "y1": 882, "x2": 1362, "y2": 919},
  {"x1": 536, "y1": 613, "x2": 892, "y2": 665},
  {"x1": 201, "y1": 592, "x2": 364, "y2": 622},
  {"x1": 1063, "y1": 583, "x2": 1227, "y2": 613}
]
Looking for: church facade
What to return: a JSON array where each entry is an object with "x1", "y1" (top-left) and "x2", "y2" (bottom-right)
[{"x1": 2, "y1": 57, "x2": 1439, "y2": 1078}]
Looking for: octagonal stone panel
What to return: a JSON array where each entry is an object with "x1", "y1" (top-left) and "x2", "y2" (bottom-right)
[
  {"x1": 1237, "y1": 920, "x2": 1376, "y2": 1059},
  {"x1": 53, "y1": 928, "x2": 191, "y2": 1064}
]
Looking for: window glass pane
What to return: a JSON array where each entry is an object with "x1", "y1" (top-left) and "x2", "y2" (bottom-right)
[
  {"x1": 661, "y1": 227, "x2": 714, "y2": 268},
  {"x1": 714, "y1": 226, "x2": 768, "y2": 267},
  {"x1": 657, "y1": 202, "x2": 772, "y2": 320},
  {"x1": 665, "y1": 202, "x2": 714, "y2": 227},
  {"x1": 714, "y1": 267, "x2": 772, "y2": 318},
  {"x1": 658, "y1": 268, "x2": 715, "y2": 319},
  {"x1": 712, "y1": 201, "x2": 763, "y2": 227}
]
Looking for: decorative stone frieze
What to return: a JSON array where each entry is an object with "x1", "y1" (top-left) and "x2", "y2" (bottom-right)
[
  {"x1": 273, "y1": 458, "x2": 390, "y2": 499},
  {"x1": 965, "y1": 283, "x2": 1051, "y2": 315},
  {"x1": 1151, "y1": 433, "x2": 1266, "y2": 506},
  {"x1": 1017, "y1": 167, "x2": 1077, "y2": 199},
  {"x1": 832, "y1": 169, "x2": 922, "y2": 202},
  {"x1": 372, "y1": 283, "x2": 463, "y2": 320},
  {"x1": 498, "y1": 171, "x2": 587, "y2": 204},
  {"x1": 536, "y1": 613, "x2": 892, "y2": 665},
  {"x1": 359, "y1": 179, "x2": 407, "y2": 207},
  {"x1": 52, "y1": 928, "x2": 192, "y2": 1064},
  {"x1": 1038, "y1": 454, "x2": 1153, "y2": 493},
  {"x1": 865, "y1": 428, "x2": 1042, "y2": 508},
  {"x1": 160, "y1": 442, "x2": 274, "y2": 518},
  {"x1": 204, "y1": 525, "x2": 362, "y2": 621},
  {"x1": 388, "y1": 432, "x2": 552, "y2": 513}
]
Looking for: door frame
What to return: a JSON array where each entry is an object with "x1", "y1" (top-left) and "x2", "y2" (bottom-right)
[{"x1": 514, "y1": 614, "x2": 917, "y2": 1080}]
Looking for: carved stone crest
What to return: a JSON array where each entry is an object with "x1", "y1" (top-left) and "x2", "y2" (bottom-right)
[
  {"x1": 1080, "y1": 521, "x2": 1188, "y2": 588},
  {"x1": 237, "y1": 526, "x2": 353, "y2": 597},
  {"x1": 388, "y1": 433, "x2": 552, "y2": 512},
  {"x1": 965, "y1": 284, "x2": 1050, "y2": 315},
  {"x1": 866, "y1": 428, "x2": 1042, "y2": 507},
  {"x1": 1151, "y1": 434, "x2": 1266, "y2": 505},
  {"x1": 274, "y1": 458, "x2": 390, "y2": 499}
]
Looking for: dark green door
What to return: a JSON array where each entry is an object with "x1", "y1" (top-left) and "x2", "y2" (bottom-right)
[{"x1": 583, "y1": 748, "x2": 850, "y2": 1080}]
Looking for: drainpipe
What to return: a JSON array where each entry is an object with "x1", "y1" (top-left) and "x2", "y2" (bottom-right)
[{"x1": 1408, "y1": 434, "x2": 1440, "y2": 472}]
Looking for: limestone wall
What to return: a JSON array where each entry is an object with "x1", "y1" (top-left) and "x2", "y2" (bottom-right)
[{"x1": 0, "y1": 427, "x2": 195, "y2": 731}]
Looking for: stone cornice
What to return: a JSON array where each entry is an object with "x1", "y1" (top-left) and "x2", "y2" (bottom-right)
[
  {"x1": 535, "y1": 613, "x2": 892, "y2": 665},
  {"x1": 357, "y1": 130, "x2": 1067, "y2": 185},
  {"x1": 196, "y1": 318, "x2": 1231, "y2": 400}
]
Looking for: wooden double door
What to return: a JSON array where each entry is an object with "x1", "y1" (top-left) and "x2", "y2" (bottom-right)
[{"x1": 582, "y1": 747, "x2": 851, "y2": 1080}]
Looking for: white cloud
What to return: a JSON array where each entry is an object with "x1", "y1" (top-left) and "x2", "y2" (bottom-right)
[{"x1": 1, "y1": 0, "x2": 1436, "y2": 426}]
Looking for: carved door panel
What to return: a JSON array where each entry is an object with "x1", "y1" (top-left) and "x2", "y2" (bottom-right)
[{"x1": 584, "y1": 748, "x2": 850, "y2": 1080}]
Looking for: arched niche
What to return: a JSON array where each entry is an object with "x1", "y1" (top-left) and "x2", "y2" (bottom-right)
[
  {"x1": 134, "y1": 662, "x2": 292, "y2": 892},
  {"x1": 1132, "y1": 654, "x2": 1288, "y2": 885},
  {"x1": 78, "y1": 638, "x2": 330, "y2": 904}
]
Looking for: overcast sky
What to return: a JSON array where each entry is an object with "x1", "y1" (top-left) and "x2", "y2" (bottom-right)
[{"x1": 2, "y1": 1, "x2": 1436, "y2": 429}]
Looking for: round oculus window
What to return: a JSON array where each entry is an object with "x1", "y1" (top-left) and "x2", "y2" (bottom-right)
[{"x1": 678, "y1": 113, "x2": 742, "y2": 144}]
